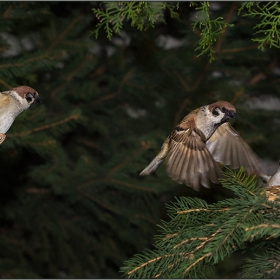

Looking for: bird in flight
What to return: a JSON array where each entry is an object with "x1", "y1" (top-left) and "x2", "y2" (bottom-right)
[{"x1": 140, "y1": 101, "x2": 264, "y2": 191}]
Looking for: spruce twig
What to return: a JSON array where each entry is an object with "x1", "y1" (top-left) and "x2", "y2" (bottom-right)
[{"x1": 121, "y1": 168, "x2": 280, "y2": 278}]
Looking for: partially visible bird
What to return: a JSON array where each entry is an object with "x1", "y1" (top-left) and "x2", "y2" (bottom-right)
[
  {"x1": 0, "y1": 85, "x2": 40, "y2": 144},
  {"x1": 140, "y1": 101, "x2": 264, "y2": 191},
  {"x1": 0, "y1": 133, "x2": 5, "y2": 144},
  {"x1": 264, "y1": 161, "x2": 280, "y2": 202}
]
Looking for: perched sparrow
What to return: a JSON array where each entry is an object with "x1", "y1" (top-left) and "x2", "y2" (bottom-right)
[
  {"x1": 0, "y1": 85, "x2": 40, "y2": 144},
  {"x1": 265, "y1": 161, "x2": 280, "y2": 202},
  {"x1": 140, "y1": 101, "x2": 263, "y2": 191}
]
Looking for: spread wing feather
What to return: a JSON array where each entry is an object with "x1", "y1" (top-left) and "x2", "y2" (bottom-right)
[
  {"x1": 206, "y1": 122, "x2": 263, "y2": 174},
  {"x1": 166, "y1": 128, "x2": 222, "y2": 190}
]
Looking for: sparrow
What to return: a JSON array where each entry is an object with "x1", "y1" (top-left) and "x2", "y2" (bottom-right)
[
  {"x1": 0, "y1": 85, "x2": 40, "y2": 144},
  {"x1": 140, "y1": 101, "x2": 264, "y2": 191}
]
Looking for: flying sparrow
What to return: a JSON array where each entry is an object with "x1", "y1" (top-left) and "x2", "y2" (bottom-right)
[
  {"x1": 0, "y1": 85, "x2": 40, "y2": 144},
  {"x1": 140, "y1": 101, "x2": 264, "y2": 191}
]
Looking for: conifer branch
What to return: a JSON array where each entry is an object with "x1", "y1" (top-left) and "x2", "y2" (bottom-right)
[
  {"x1": 47, "y1": 14, "x2": 84, "y2": 51},
  {"x1": 245, "y1": 223, "x2": 280, "y2": 232},
  {"x1": 177, "y1": 207, "x2": 230, "y2": 214},
  {"x1": 0, "y1": 79, "x2": 12, "y2": 89},
  {"x1": 8, "y1": 114, "x2": 80, "y2": 137},
  {"x1": 65, "y1": 54, "x2": 94, "y2": 82},
  {"x1": 239, "y1": 2, "x2": 280, "y2": 50},
  {"x1": 2, "y1": 2, "x2": 280, "y2": 278},
  {"x1": 92, "y1": 2, "x2": 180, "y2": 40},
  {"x1": 26, "y1": 188, "x2": 50, "y2": 194},
  {"x1": 183, "y1": 252, "x2": 211, "y2": 274},
  {"x1": 2, "y1": 4, "x2": 13, "y2": 18},
  {"x1": 91, "y1": 91, "x2": 118, "y2": 105},
  {"x1": 241, "y1": 247, "x2": 280, "y2": 278},
  {"x1": 109, "y1": 179, "x2": 154, "y2": 193},
  {"x1": 214, "y1": 2, "x2": 236, "y2": 53},
  {"x1": 107, "y1": 144, "x2": 146, "y2": 177},
  {"x1": 173, "y1": 237, "x2": 208, "y2": 249},
  {"x1": 121, "y1": 168, "x2": 280, "y2": 278},
  {"x1": 78, "y1": 187, "x2": 121, "y2": 214},
  {"x1": 91, "y1": 66, "x2": 136, "y2": 106},
  {"x1": 127, "y1": 253, "x2": 174, "y2": 276},
  {"x1": 219, "y1": 44, "x2": 259, "y2": 53},
  {"x1": 192, "y1": 2, "x2": 233, "y2": 62},
  {"x1": 92, "y1": 1, "x2": 280, "y2": 63},
  {"x1": 29, "y1": 140, "x2": 56, "y2": 147},
  {"x1": 0, "y1": 53, "x2": 62, "y2": 69},
  {"x1": 173, "y1": 60, "x2": 210, "y2": 126}
]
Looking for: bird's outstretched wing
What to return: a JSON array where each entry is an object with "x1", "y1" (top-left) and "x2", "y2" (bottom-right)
[
  {"x1": 166, "y1": 127, "x2": 222, "y2": 190},
  {"x1": 206, "y1": 122, "x2": 263, "y2": 175}
]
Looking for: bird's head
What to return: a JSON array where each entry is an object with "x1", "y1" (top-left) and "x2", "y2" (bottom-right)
[
  {"x1": 208, "y1": 101, "x2": 236, "y2": 124},
  {"x1": 5, "y1": 85, "x2": 40, "y2": 109},
  {"x1": 194, "y1": 101, "x2": 236, "y2": 140}
]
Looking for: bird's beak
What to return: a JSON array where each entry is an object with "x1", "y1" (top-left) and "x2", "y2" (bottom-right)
[
  {"x1": 35, "y1": 95, "x2": 41, "y2": 103},
  {"x1": 221, "y1": 110, "x2": 236, "y2": 123},
  {"x1": 227, "y1": 110, "x2": 236, "y2": 119}
]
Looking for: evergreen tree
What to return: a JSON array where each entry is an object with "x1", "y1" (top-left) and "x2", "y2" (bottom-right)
[
  {"x1": 0, "y1": 1, "x2": 280, "y2": 278},
  {"x1": 0, "y1": 2, "x2": 168, "y2": 278},
  {"x1": 121, "y1": 168, "x2": 280, "y2": 278},
  {"x1": 93, "y1": 1, "x2": 280, "y2": 278}
]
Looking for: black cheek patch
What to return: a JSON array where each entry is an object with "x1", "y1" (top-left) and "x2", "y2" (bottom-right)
[
  {"x1": 26, "y1": 92, "x2": 33, "y2": 103},
  {"x1": 212, "y1": 110, "x2": 220, "y2": 116}
]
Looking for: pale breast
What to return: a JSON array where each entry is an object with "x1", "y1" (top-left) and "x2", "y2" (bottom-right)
[{"x1": 0, "y1": 94, "x2": 23, "y2": 133}]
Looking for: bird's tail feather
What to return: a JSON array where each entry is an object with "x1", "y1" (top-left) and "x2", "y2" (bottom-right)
[
  {"x1": 140, "y1": 139, "x2": 169, "y2": 176},
  {"x1": 140, "y1": 157, "x2": 163, "y2": 176}
]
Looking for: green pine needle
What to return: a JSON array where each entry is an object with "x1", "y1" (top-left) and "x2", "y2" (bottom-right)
[{"x1": 121, "y1": 168, "x2": 280, "y2": 278}]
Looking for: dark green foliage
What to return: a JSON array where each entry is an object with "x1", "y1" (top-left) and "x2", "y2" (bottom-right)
[
  {"x1": 121, "y1": 168, "x2": 280, "y2": 278},
  {"x1": 242, "y1": 247, "x2": 280, "y2": 278},
  {"x1": 0, "y1": 2, "x2": 169, "y2": 278},
  {"x1": 0, "y1": 1, "x2": 280, "y2": 278}
]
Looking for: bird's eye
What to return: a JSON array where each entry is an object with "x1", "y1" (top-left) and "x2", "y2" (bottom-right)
[
  {"x1": 212, "y1": 109, "x2": 220, "y2": 116},
  {"x1": 221, "y1": 107, "x2": 227, "y2": 113}
]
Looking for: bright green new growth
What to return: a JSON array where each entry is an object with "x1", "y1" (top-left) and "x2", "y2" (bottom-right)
[
  {"x1": 92, "y1": 1, "x2": 280, "y2": 62},
  {"x1": 239, "y1": 2, "x2": 280, "y2": 50},
  {"x1": 92, "y1": 2, "x2": 180, "y2": 39},
  {"x1": 121, "y1": 168, "x2": 280, "y2": 278},
  {"x1": 191, "y1": 2, "x2": 233, "y2": 63}
]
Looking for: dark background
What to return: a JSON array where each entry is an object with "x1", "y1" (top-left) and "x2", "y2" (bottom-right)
[{"x1": 0, "y1": 2, "x2": 279, "y2": 278}]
